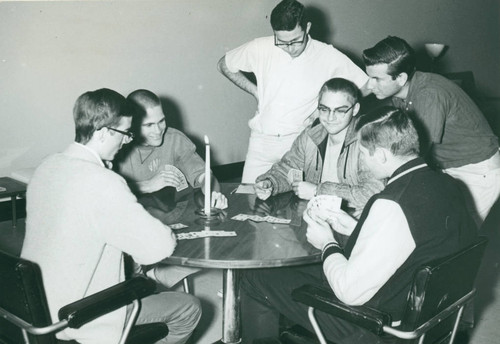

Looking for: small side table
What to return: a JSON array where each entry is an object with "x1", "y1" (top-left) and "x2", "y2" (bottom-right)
[{"x1": 0, "y1": 177, "x2": 27, "y2": 228}]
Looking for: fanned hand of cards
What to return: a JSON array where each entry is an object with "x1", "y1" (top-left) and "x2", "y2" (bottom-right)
[
  {"x1": 287, "y1": 168, "x2": 303, "y2": 184},
  {"x1": 307, "y1": 195, "x2": 342, "y2": 221},
  {"x1": 231, "y1": 214, "x2": 291, "y2": 224},
  {"x1": 164, "y1": 164, "x2": 188, "y2": 191},
  {"x1": 176, "y1": 231, "x2": 237, "y2": 240}
]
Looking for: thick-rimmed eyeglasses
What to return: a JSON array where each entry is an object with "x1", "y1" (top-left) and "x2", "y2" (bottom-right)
[
  {"x1": 274, "y1": 30, "x2": 307, "y2": 47},
  {"x1": 107, "y1": 127, "x2": 134, "y2": 140},
  {"x1": 317, "y1": 103, "x2": 356, "y2": 119}
]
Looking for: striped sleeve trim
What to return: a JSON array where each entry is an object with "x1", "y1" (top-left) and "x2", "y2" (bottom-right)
[{"x1": 322, "y1": 242, "x2": 344, "y2": 261}]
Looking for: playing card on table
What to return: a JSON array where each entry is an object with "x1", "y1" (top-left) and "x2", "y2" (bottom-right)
[
  {"x1": 266, "y1": 216, "x2": 291, "y2": 224},
  {"x1": 231, "y1": 214, "x2": 250, "y2": 221},
  {"x1": 287, "y1": 169, "x2": 303, "y2": 184},
  {"x1": 234, "y1": 184, "x2": 256, "y2": 194},
  {"x1": 169, "y1": 223, "x2": 188, "y2": 230},
  {"x1": 247, "y1": 215, "x2": 266, "y2": 222},
  {"x1": 164, "y1": 164, "x2": 188, "y2": 191},
  {"x1": 176, "y1": 231, "x2": 236, "y2": 240},
  {"x1": 246, "y1": 215, "x2": 291, "y2": 224},
  {"x1": 201, "y1": 230, "x2": 237, "y2": 237},
  {"x1": 176, "y1": 232, "x2": 196, "y2": 240}
]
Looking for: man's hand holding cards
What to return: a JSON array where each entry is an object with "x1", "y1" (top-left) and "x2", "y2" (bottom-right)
[
  {"x1": 164, "y1": 164, "x2": 188, "y2": 191},
  {"x1": 306, "y1": 195, "x2": 357, "y2": 236},
  {"x1": 306, "y1": 195, "x2": 342, "y2": 222},
  {"x1": 254, "y1": 179, "x2": 273, "y2": 200},
  {"x1": 288, "y1": 169, "x2": 317, "y2": 200},
  {"x1": 287, "y1": 168, "x2": 303, "y2": 184}
]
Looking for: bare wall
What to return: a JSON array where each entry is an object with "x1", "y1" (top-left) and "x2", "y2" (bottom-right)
[{"x1": 1, "y1": 0, "x2": 498, "y2": 177}]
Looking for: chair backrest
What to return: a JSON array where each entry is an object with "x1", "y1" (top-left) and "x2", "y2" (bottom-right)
[
  {"x1": 400, "y1": 236, "x2": 488, "y2": 342},
  {"x1": 0, "y1": 249, "x2": 57, "y2": 344}
]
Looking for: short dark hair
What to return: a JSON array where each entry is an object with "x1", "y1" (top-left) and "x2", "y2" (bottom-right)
[
  {"x1": 319, "y1": 78, "x2": 360, "y2": 104},
  {"x1": 362, "y1": 36, "x2": 416, "y2": 79},
  {"x1": 357, "y1": 106, "x2": 420, "y2": 157},
  {"x1": 270, "y1": 0, "x2": 307, "y2": 31},
  {"x1": 73, "y1": 88, "x2": 131, "y2": 144},
  {"x1": 127, "y1": 89, "x2": 161, "y2": 113},
  {"x1": 127, "y1": 89, "x2": 164, "y2": 135}
]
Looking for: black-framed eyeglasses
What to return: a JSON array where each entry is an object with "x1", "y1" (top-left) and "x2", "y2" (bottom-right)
[
  {"x1": 317, "y1": 103, "x2": 356, "y2": 118},
  {"x1": 274, "y1": 30, "x2": 307, "y2": 47},
  {"x1": 107, "y1": 127, "x2": 134, "y2": 140}
]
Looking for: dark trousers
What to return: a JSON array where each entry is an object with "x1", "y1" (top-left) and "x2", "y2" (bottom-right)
[{"x1": 241, "y1": 264, "x2": 393, "y2": 344}]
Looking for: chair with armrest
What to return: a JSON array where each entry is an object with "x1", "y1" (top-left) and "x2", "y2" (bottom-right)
[
  {"x1": 0, "y1": 249, "x2": 168, "y2": 344},
  {"x1": 290, "y1": 236, "x2": 488, "y2": 344}
]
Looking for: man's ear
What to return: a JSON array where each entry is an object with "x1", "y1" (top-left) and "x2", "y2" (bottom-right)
[
  {"x1": 396, "y1": 72, "x2": 409, "y2": 87},
  {"x1": 374, "y1": 147, "x2": 388, "y2": 164},
  {"x1": 95, "y1": 127, "x2": 107, "y2": 142},
  {"x1": 352, "y1": 103, "x2": 361, "y2": 117},
  {"x1": 305, "y1": 22, "x2": 312, "y2": 34}
]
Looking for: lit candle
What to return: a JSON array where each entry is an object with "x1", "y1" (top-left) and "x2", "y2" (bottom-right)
[{"x1": 204, "y1": 135, "x2": 211, "y2": 216}]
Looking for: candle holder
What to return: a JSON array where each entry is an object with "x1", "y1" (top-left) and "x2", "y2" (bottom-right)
[{"x1": 195, "y1": 207, "x2": 222, "y2": 224}]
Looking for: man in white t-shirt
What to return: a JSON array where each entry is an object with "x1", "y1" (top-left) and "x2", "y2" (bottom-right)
[{"x1": 218, "y1": 0, "x2": 369, "y2": 183}]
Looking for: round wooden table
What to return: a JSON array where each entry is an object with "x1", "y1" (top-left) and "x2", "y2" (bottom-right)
[{"x1": 145, "y1": 183, "x2": 320, "y2": 344}]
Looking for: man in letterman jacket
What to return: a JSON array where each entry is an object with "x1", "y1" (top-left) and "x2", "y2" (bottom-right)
[{"x1": 240, "y1": 106, "x2": 476, "y2": 344}]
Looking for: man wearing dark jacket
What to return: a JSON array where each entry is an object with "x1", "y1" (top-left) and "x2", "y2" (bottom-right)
[{"x1": 241, "y1": 107, "x2": 476, "y2": 344}]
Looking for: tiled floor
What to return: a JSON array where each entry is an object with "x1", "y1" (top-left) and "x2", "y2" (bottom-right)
[{"x1": 1, "y1": 207, "x2": 499, "y2": 344}]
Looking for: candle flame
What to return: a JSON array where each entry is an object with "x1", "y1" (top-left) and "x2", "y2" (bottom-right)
[{"x1": 204, "y1": 135, "x2": 209, "y2": 145}]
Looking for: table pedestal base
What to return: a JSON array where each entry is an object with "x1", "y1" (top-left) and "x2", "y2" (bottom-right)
[{"x1": 222, "y1": 268, "x2": 241, "y2": 344}]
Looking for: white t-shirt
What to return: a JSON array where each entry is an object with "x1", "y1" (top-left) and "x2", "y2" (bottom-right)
[
  {"x1": 321, "y1": 131, "x2": 348, "y2": 183},
  {"x1": 225, "y1": 36, "x2": 368, "y2": 136}
]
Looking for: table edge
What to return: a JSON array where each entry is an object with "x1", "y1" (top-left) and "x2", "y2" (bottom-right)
[{"x1": 162, "y1": 254, "x2": 321, "y2": 269}]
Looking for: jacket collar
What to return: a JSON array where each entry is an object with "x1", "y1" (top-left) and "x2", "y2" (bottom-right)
[
  {"x1": 387, "y1": 157, "x2": 427, "y2": 185},
  {"x1": 308, "y1": 116, "x2": 359, "y2": 147}
]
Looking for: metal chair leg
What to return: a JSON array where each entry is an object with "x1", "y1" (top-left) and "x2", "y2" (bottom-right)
[
  {"x1": 308, "y1": 307, "x2": 327, "y2": 344},
  {"x1": 183, "y1": 277, "x2": 190, "y2": 294}
]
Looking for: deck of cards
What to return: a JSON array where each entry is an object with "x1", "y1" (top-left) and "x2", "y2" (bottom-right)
[
  {"x1": 307, "y1": 195, "x2": 342, "y2": 221},
  {"x1": 287, "y1": 168, "x2": 303, "y2": 184},
  {"x1": 164, "y1": 164, "x2": 188, "y2": 191},
  {"x1": 176, "y1": 230, "x2": 237, "y2": 240},
  {"x1": 231, "y1": 214, "x2": 291, "y2": 224}
]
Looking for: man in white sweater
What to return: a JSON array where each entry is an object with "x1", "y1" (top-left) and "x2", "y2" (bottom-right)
[{"x1": 21, "y1": 88, "x2": 201, "y2": 344}]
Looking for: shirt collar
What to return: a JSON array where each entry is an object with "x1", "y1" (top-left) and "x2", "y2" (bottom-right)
[
  {"x1": 387, "y1": 157, "x2": 427, "y2": 185},
  {"x1": 74, "y1": 142, "x2": 105, "y2": 168}
]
